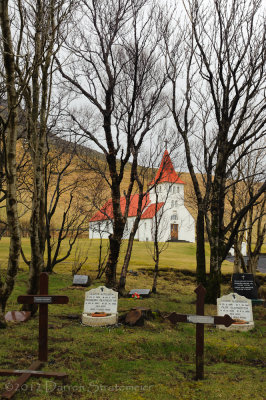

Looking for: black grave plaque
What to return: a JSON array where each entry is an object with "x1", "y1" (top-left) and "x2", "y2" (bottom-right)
[
  {"x1": 129, "y1": 289, "x2": 150, "y2": 298},
  {"x1": 73, "y1": 275, "x2": 90, "y2": 287},
  {"x1": 232, "y1": 273, "x2": 258, "y2": 299}
]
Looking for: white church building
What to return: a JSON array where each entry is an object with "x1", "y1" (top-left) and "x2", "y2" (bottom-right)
[{"x1": 89, "y1": 150, "x2": 195, "y2": 243}]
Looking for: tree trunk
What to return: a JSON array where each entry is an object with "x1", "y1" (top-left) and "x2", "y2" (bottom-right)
[
  {"x1": 207, "y1": 244, "x2": 222, "y2": 303},
  {"x1": 118, "y1": 211, "x2": 142, "y2": 294},
  {"x1": 196, "y1": 208, "x2": 206, "y2": 285},
  {"x1": 0, "y1": 0, "x2": 21, "y2": 327},
  {"x1": 152, "y1": 260, "x2": 159, "y2": 294},
  {"x1": 118, "y1": 230, "x2": 135, "y2": 295},
  {"x1": 105, "y1": 231, "x2": 123, "y2": 288}
]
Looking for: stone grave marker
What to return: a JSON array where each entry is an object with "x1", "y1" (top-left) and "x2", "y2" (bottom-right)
[
  {"x1": 129, "y1": 289, "x2": 150, "y2": 298},
  {"x1": 217, "y1": 292, "x2": 254, "y2": 331},
  {"x1": 82, "y1": 286, "x2": 118, "y2": 326},
  {"x1": 72, "y1": 274, "x2": 91, "y2": 287},
  {"x1": 232, "y1": 273, "x2": 258, "y2": 299},
  {"x1": 5, "y1": 311, "x2": 31, "y2": 323}
]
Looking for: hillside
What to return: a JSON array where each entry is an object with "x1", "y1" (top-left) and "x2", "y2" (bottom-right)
[{"x1": 0, "y1": 133, "x2": 265, "y2": 245}]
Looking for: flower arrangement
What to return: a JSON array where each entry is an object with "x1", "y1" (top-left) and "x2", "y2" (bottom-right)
[{"x1": 132, "y1": 292, "x2": 141, "y2": 299}]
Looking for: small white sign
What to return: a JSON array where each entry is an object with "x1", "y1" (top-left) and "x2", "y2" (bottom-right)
[
  {"x1": 217, "y1": 293, "x2": 253, "y2": 322},
  {"x1": 187, "y1": 315, "x2": 214, "y2": 324},
  {"x1": 83, "y1": 286, "x2": 118, "y2": 314}
]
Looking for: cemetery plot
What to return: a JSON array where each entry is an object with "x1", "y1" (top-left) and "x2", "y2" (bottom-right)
[
  {"x1": 0, "y1": 273, "x2": 69, "y2": 400},
  {"x1": 167, "y1": 285, "x2": 235, "y2": 380}
]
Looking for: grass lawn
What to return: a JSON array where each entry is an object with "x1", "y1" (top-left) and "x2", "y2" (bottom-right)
[
  {"x1": 0, "y1": 237, "x2": 242, "y2": 275},
  {"x1": 0, "y1": 239, "x2": 265, "y2": 399},
  {"x1": 0, "y1": 270, "x2": 265, "y2": 399}
]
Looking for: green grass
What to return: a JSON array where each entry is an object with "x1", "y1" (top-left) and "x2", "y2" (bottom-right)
[
  {"x1": 0, "y1": 237, "x2": 239, "y2": 275},
  {"x1": 0, "y1": 271, "x2": 265, "y2": 400}
]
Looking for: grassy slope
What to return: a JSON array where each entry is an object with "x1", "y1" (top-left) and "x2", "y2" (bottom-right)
[{"x1": 0, "y1": 271, "x2": 265, "y2": 400}]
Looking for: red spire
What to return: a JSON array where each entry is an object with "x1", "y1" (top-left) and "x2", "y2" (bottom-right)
[{"x1": 150, "y1": 150, "x2": 185, "y2": 185}]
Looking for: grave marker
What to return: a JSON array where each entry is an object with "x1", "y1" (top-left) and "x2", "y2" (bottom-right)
[
  {"x1": 129, "y1": 289, "x2": 150, "y2": 298},
  {"x1": 0, "y1": 273, "x2": 69, "y2": 400},
  {"x1": 217, "y1": 292, "x2": 254, "y2": 331},
  {"x1": 232, "y1": 273, "x2": 258, "y2": 299},
  {"x1": 82, "y1": 286, "x2": 118, "y2": 326},
  {"x1": 167, "y1": 285, "x2": 235, "y2": 380},
  {"x1": 72, "y1": 275, "x2": 90, "y2": 287},
  {"x1": 4, "y1": 311, "x2": 31, "y2": 323}
]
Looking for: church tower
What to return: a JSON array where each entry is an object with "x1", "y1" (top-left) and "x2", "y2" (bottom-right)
[{"x1": 149, "y1": 150, "x2": 185, "y2": 206}]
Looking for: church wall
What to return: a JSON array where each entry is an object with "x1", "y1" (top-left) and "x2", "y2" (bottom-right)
[
  {"x1": 157, "y1": 205, "x2": 195, "y2": 243},
  {"x1": 149, "y1": 183, "x2": 184, "y2": 205}
]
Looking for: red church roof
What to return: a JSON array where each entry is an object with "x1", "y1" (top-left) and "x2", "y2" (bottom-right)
[
  {"x1": 150, "y1": 150, "x2": 185, "y2": 185},
  {"x1": 90, "y1": 193, "x2": 151, "y2": 222},
  {"x1": 141, "y1": 202, "x2": 165, "y2": 219}
]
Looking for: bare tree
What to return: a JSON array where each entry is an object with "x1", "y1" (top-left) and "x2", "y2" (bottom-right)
[
  {"x1": 10, "y1": 0, "x2": 76, "y2": 307},
  {"x1": 146, "y1": 186, "x2": 170, "y2": 293},
  {"x1": 57, "y1": 0, "x2": 167, "y2": 287},
  {"x1": 227, "y1": 146, "x2": 266, "y2": 274},
  {"x1": 166, "y1": 0, "x2": 266, "y2": 302},
  {"x1": 20, "y1": 135, "x2": 91, "y2": 273},
  {"x1": 0, "y1": 0, "x2": 21, "y2": 326}
]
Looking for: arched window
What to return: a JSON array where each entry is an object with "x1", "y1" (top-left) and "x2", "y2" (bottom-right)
[
  {"x1": 177, "y1": 186, "x2": 180, "y2": 193},
  {"x1": 173, "y1": 186, "x2": 176, "y2": 194},
  {"x1": 171, "y1": 200, "x2": 174, "y2": 208},
  {"x1": 175, "y1": 200, "x2": 178, "y2": 207}
]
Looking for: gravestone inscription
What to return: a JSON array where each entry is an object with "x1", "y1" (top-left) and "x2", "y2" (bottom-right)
[
  {"x1": 232, "y1": 273, "x2": 257, "y2": 299},
  {"x1": 217, "y1": 292, "x2": 254, "y2": 331},
  {"x1": 82, "y1": 286, "x2": 118, "y2": 326}
]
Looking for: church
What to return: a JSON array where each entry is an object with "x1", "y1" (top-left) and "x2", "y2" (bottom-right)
[{"x1": 89, "y1": 150, "x2": 195, "y2": 243}]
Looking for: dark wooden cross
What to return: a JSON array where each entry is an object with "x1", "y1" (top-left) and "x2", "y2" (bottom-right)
[
  {"x1": 168, "y1": 284, "x2": 235, "y2": 380},
  {"x1": 0, "y1": 273, "x2": 69, "y2": 400}
]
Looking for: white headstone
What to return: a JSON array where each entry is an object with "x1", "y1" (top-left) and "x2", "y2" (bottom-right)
[
  {"x1": 82, "y1": 286, "x2": 118, "y2": 326},
  {"x1": 217, "y1": 293, "x2": 254, "y2": 331}
]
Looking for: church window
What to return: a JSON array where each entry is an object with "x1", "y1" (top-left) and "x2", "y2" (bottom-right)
[
  {"x1": 177, "y1": 187, "x2": 180, "y2": 193},
  {"x1": 175, "y1": 200, "x2": 178, "y2": 207},
  {"x1": 173, "y1": 186, "x2": 176, "y2": 194},
  {"x1": 171, "y1": 200, "x2": 174, "y2": 208}
]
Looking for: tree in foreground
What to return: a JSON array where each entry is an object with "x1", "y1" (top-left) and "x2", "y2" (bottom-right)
[
  {"x1": 57, "y1": 0, "x2": 167, "y2": 287},
  {"x1": 166, "y1": 0, "x2": 266, "y2": 301},
  {"x1": 0, "y1": 0, "x2": 21, "y2": 326}
]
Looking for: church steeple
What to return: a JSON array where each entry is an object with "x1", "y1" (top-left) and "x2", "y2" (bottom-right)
[{"x1": 150, "y1": 150, "x2": 185, "y2": 185}]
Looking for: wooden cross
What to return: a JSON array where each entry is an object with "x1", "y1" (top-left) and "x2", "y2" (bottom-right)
[
  {"x1": 0, "y1": 273, "x2": 69, "y2": 400},
  {"x1": 167, "y1": 284, "x2": 235, "y2": 380}
]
